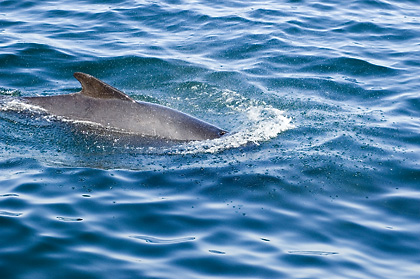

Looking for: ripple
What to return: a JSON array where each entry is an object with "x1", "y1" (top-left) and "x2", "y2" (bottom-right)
[
  {"x1": 129, "y1": 235, "x2": 196, "y2": 244},
  {"x1": 288, "y1": 250, "x2": 339, "y2": 256},
  {"x1": 56, "y1": 216, "x2": 83, "y2": 222},
  {"x1": 208, "y1": 249, "x2": 226, "y2": 255},
  {"x1": 1, "y1": 193, "x2": 19, "y2": 197},
  {"x1": 0, "y1": 210, "x2": 23, "y2": 217},
  {"x1": 301, "y1": 57, "x2": 397, "y2": 77}
]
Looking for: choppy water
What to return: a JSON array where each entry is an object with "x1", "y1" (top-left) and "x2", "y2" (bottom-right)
[{"x1": 1, "y1": 1, "x2": 420, "y2": 278}]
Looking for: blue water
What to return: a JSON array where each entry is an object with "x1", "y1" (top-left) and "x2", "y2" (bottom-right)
[{"x1": 1, "y1": 0, "x2": 420, "y2": 278}]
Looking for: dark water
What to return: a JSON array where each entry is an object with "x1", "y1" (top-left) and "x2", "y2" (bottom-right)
[{"x1": 1, "y1": 0, "x2": 420, "y2": 278}]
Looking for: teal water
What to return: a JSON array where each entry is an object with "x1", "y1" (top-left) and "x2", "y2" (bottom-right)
[{"x1": 1, "y1": 1, "x2": 420, "y2": 278}]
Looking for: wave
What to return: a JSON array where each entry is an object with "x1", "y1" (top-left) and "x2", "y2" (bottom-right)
[
  {"x1": 168, "y1": 89, "x2": 294, "y2": 154},
  {"x1": 0, "y1": 87, "x2": 294, "y2": 159}
]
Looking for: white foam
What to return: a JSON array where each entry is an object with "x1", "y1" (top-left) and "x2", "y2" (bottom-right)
[
  {"x1": 167, "y1": 89, "x2": 295, "y2": 154},
  {"x1": 0, "y1": 98, "x2": 47, "y2": 113}
]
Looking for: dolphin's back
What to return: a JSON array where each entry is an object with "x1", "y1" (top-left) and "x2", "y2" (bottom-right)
[{"x1": 23, "y1": 73, "x2": 227, "y2": 141}]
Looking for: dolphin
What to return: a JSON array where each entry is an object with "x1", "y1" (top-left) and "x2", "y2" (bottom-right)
[{"x1": 21, "y1": 72, "x2": 227, "y2": 141}]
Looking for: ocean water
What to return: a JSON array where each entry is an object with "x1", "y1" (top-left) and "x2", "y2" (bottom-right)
[{"x1": 1, "y1": 0, "x2": 419, "y2": 278}]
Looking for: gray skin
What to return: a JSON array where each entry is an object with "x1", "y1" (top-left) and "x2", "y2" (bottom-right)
[{"x1": 23, "y1": 72, "x2": 227, "y2": 141}]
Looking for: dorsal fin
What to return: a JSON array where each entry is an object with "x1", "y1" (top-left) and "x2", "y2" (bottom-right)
[{"x1": 73, "y1": 72, "x2": 134, "y2": 102}]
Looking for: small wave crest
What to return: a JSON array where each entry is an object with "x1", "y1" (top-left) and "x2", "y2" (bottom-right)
[
  {"x1": 167, "y1": 89, "x2": 294, "y2": 154},
  {"x1": 0, "y1": 97, "x2": 41, "y2": 112}
]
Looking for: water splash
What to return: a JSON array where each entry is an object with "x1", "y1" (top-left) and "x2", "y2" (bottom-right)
[
  {"x1": 167, "y1": 89, "x2": 294, "y2": 154},
  {"x1": 0, "y1": 88, "x2": 294, "y2": 158},
  {"x1": 0, "y1": 97, "x2": 46, "y2": 113}
]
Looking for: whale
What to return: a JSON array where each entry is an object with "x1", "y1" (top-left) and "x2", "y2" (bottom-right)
[{"x1": 21, "y1": 72, "x2": 227, "y2": 141}]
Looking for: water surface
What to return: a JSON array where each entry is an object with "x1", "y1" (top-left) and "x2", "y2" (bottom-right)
[{"x1": 1, "y1": 1, "x2": 420, "y2": 278}]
